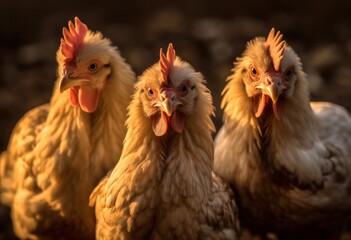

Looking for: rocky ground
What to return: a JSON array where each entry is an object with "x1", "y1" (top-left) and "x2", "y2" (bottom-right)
[{"x1": 0, "y1": 0, "x2": 350, "y2": 239}]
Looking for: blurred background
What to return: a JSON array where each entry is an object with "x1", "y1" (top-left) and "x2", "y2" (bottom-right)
[{"x1": 0, "y1": 0, "x2": 350, "y2": 238}]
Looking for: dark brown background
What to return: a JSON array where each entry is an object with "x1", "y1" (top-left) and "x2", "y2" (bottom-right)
[{"x1": 1, "y1": 0, "x2": 350, "y2": 238}]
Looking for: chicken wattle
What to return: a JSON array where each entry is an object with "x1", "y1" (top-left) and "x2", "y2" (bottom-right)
[
  {"x1": 90, "y1": 43, "x2": 240, "y2": 240},
  {"x1": 0, "y1": 17, "x2": 135, "y2": 239}
]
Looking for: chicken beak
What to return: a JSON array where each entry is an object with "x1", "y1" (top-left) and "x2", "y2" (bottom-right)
[
  {"x1": 262, "y1": 83, "x2": 281, "y2": 103},
  {"x1": 161, "y1": 99, "x2": 175, "y2": 117},
  {"x1": 59, "y1": 75, "x2": 90, "y2": 93},
  {"x1": 256, "y1": 76, "x2": 283, "y2": 103},
  {"x1": 159, "y1": 89, "x2": 179, "y2": 117}
]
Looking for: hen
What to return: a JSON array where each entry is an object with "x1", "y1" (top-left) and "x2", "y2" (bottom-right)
[
  {"x1": 89, "y1": 43, "x2": 240, "y2": 240},
  {"x1": 214, "y1": 28, "x2": 351, "y2": 238},
  {"x1": 0, "y1": 17, "x2": 135, "y2": 239}
]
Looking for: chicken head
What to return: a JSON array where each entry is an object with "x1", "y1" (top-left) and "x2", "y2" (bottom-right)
[
  {"x1": 239, "y1": 28, "x2": 300, "y2": 120},
  {"x1": 59, "y1": 17, "x2": 113, "y2": 113},
  {"x1": 140, "y1": 43, "x2": 199, "y2": 136}
]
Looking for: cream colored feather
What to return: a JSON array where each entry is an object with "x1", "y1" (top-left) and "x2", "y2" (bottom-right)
[
  {"x1": 90, "y1": 46, "x2": 239, "y2": 240},
  {"x1": 0, "y1": 17, "x2": 135, "y2": 239},
  {"x1": 214, "y1": 28, "x2": 351, "y2": 238}
]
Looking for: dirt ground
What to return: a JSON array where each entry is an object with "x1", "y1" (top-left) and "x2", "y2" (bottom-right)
[{"x1": 0, "y1": 0, "x2": 350, "y2": 239}]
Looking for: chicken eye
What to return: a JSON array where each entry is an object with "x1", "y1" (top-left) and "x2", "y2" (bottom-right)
[
  {"x1": 146, "y1": 87, "x2": 156, "y2": 99},
  {"x1": 88, "y1": 62, "x2": 99, "y2": 72},
  {"x1": 284, "y1": 68, "x2": 295, "y2": 80},
  {"x1": 286, "y1": 69, "x2": 293, "y2": 77},
  {"x1": 251, "y1": 67, "x2": 257, "y2": 75},
  {"x1": 249, "y1": 65, "x2": 259, "y2": 81},
  {"x1": 179, "y1": 83, "x2": 189, "y2": 96}
]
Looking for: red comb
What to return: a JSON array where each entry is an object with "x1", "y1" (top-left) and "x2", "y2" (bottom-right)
[
  {"x1": 266, "y1": 28, "x2": 285, "y2": 71},
  {"x1": 60, "y1": 17, "x2": 88, "y2": 68},
  {"x1": 159, "y1": 43, "x2": 176, "y2": 84}
]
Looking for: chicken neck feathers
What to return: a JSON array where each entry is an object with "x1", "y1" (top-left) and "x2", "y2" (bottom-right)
[
  {"x1": 91, "y1": 56, "x2": 239, "y2": 239},
  {"x1": 214, "y1": 38, "x2": 351, "y2": 234},
  {"x1": 0, "y1": 30, "x2": 135, "y2": 239},
  {"x1": 93, "y1": 73, "x2": 213, "y2": 239}
]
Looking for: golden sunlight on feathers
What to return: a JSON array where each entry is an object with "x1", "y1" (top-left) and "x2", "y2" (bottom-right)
[
  {"x1": 0, "y1": 17, "x2": 135, "y2": 239},
  {"x1": 214, "y1": 28, "x2": 351, "y2": 238},
  {"x1": 89, "y1": 43, "x2": 240, "y2": 240}
]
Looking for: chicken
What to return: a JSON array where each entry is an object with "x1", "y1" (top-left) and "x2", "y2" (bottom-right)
[
  {"x1": 89, "y1": 43, "x2": 240, "y2": 240},
  {"x1": 214, "y1": 28, "x2": 351, "y2": 238},
  {"x1": 0, "y1": 17, "x2": 135, "y2": 239}
]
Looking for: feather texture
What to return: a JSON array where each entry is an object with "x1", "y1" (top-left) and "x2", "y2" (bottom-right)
[
  {"x1": 90, "y1": 45, "x2": 239, "y2": 240},
  {"x1": 214, "y1": 28, "x2": 351, "y2": 238},
  {"x1": 0, "y1": 17, "x2": 135, "y2": 239}
]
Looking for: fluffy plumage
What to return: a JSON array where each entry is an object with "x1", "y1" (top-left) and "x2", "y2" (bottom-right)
[
  {"x1": 214, "y1": 28, "x2": 351, "y2": 238},
  {"x1": 90, "y1": 43, "x2": 240, "y2": 240},
  {"x1": 0, "y1": 17, "x2": 135, "y2": 239}
]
